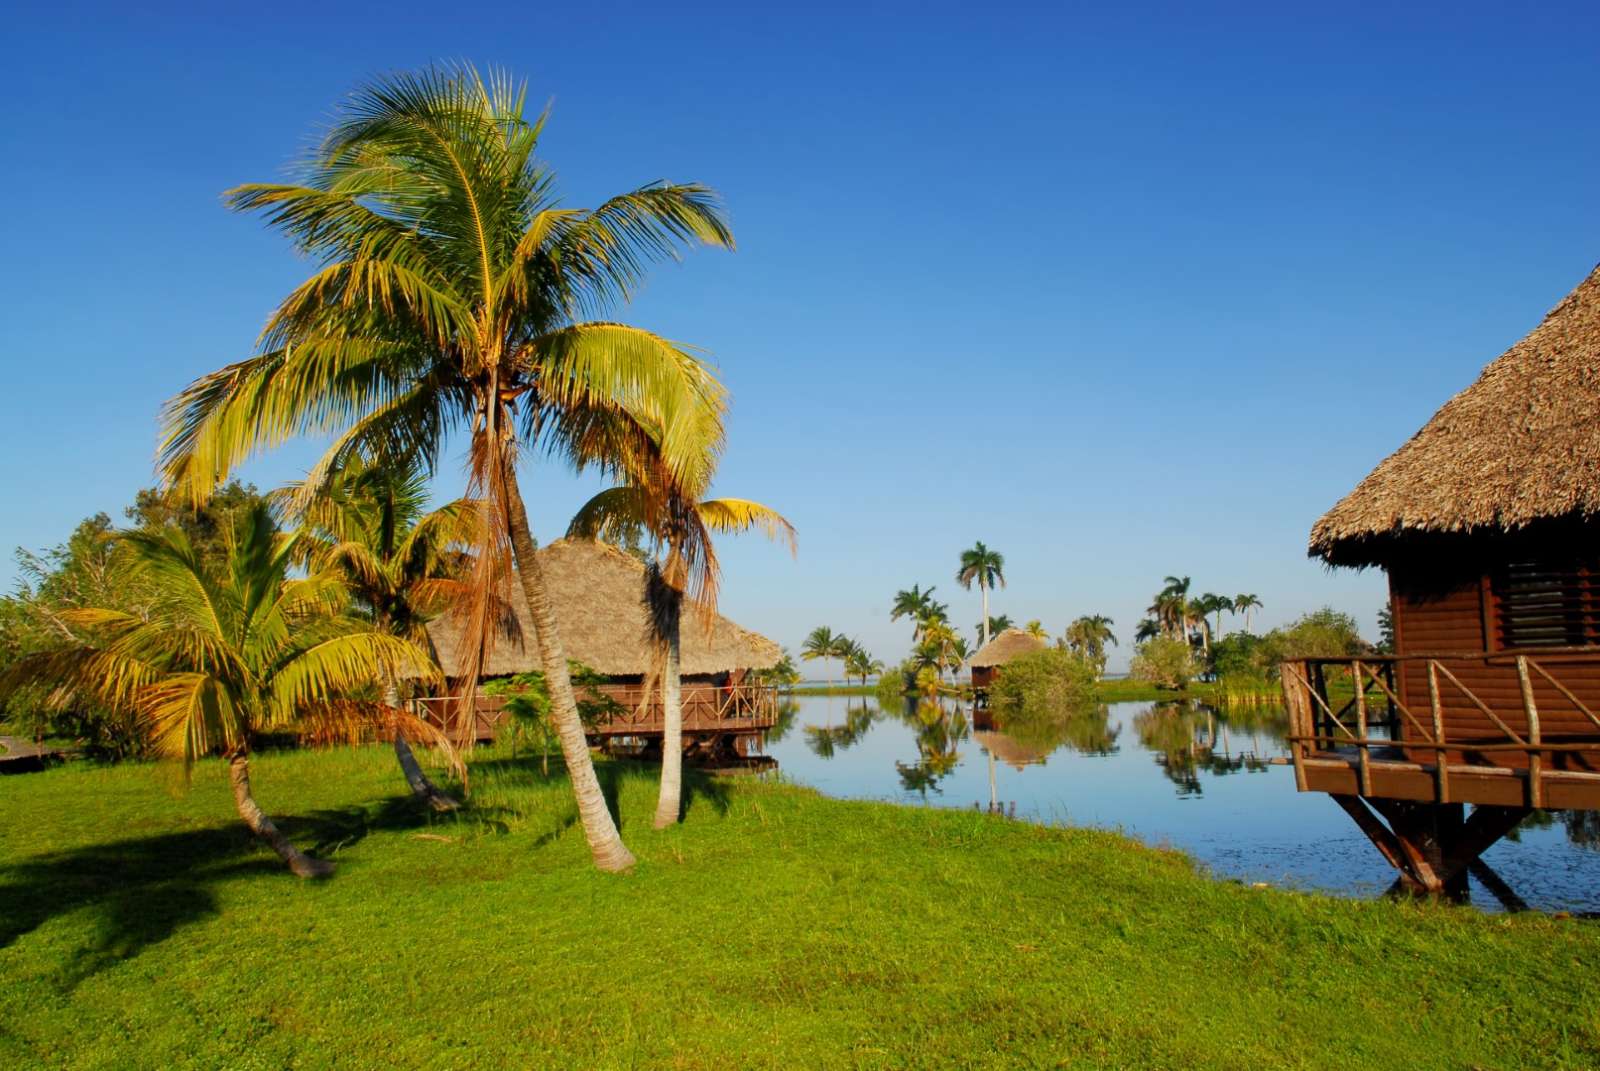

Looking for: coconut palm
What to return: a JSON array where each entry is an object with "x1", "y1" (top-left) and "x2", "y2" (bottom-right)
[
  {"x1": 1063, "y1": 614, "x2": 1118, "y2": 676},
  {"x1": 0, "y1": 503, "x2": 436, "y2": 877},
  {"x1": 278, "y1": 452, "x2": 474, "y2": 810},
  {"x1": 1024, "y1": 620, "x2": 1048, "y2": 640},
  {"x1": 843, "y1": 648, "x2": 883, "y2": 687},
  {"x1": 891, "y1": 584, "x2": 944, "y2": 643},
  {"x1": 156, "y1": 66, "x2": 733, "y2": 872},
  {"x1": 568, "y1": 486, "x2": 793, "y2": 828},
  {"x1": 957, "y1": 542, "x2": 1006, "y2": 648},
  {"x1": 1234, "y1": 593, "x2": 1263, "y2": 634},
  {"x1": 802, "y1": 627, "x2": 844, "y2": 687},
  {"x1": 974, "y1": 614, "x2": 1015, "y2": 646}
]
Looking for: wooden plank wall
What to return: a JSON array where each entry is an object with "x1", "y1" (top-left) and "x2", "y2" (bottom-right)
[{"x1": 1391, "y1": 564, "x2": 1600, "y2": 771}]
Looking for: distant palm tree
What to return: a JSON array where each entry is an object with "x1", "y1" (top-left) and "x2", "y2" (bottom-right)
[
  {"x1": 975, "y1": 614, "x2": 1015, "y2": 645},
  {"x1": 844, "y1": 648, "x2": 884, "y2": 687},
  {"x1": 1234, "y1": 593, "x2": 1263, "y2": 634},
  {"x1": 1064, "y1": 614, "x2": 1118, "y2": 677},
  {"x1": 0, "y1": 503, "x2": 436, "y2": 877},
  {"x1": 802, "y1": 626, "x2": 844, "y2": 687},
  {"x1": 1195, "y1": 593, "x2": 1231, "y2": 652},
  {"x1": 1134, "y1": 618, "x2": 1162, "y2": 643},
  {"x1": 891, "y1": 584, "x2": 939, "y2": 639},
  {"x1": 957, "y1": 542, "x2": 1007, "y2": 648},
  {"x1": 1025, "y1": 620, "x2": 1048, "y2": 640}
]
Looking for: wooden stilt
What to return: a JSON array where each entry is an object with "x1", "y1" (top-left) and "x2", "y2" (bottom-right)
[{"x1": 1332, "y1": 796, "x2": 1527, "y2": 898}]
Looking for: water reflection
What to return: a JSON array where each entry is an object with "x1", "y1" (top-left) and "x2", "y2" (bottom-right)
[{"x1": 765, "y1": 693, "x2": 1600, "y2": 913}]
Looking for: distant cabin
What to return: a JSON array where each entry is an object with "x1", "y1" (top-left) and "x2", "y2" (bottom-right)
[{"x1": 969, "y1": 629, "x2": 1049, "y2": 693}]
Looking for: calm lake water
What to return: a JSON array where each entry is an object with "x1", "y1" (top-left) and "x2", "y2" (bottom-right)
[{"x1": 762, "y1": 693, "x2": 1600, "y2": 914}]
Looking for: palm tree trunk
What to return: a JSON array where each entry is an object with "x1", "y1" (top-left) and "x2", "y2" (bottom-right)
[
  {"x1": 504, "y1": 471, "x2": 635, "y2": 872},
  {"x1": 653, "y1": 612, "x2": 684, "y2": 830},
  {"x1": 228, "y1": 751, "x2": 332, "y2": 878},
  {"x1": 980, "y1": 582, "x2": 991, "y2": 648},
  {"x1": 386, "y1": 680, "x2": 458, "y2": 812}
]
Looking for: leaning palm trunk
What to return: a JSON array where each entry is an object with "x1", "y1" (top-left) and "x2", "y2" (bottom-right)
[
  {"x1": 228, "y1": 752, "x2": 333, "y2": 878},
  {"x1": 385, "y1": 680, "x2": 458, "y2": 812},
  {"x1": 654, "y1": 608, "x2": 685, "y2": 829},
  {"x1": 506, "y1": 475, "x2": 635, "y2": 871}
]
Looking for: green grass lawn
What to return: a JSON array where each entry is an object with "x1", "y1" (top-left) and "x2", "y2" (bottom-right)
[{"x1": 2, "y1": 747, "x2": 1597, "y2": 1070}]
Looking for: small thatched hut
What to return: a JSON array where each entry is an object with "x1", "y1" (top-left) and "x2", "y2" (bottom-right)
[
  {"x1": 969, "y1": 629, "x2": 1049, "y2": 692},
  {"x1": 1307, "y1": 263, "x2": 1600, "y2": 768},
  {"x1": 423, "y1": 538, "x2": 781, "y2": 686}
]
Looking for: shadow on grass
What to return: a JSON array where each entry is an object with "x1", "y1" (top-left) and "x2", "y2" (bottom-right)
[
  {"x1": 0, "y1": 794, "x2": 437, "y2": 988},
  {"x1": 681, "y1": 767, "x2": 733, "y2": 821}
]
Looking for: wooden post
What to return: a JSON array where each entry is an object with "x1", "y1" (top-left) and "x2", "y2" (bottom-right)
[
  {"x1": 1428, "y1": 661, "x2": 1449, "y2": 804},
  {"x1": 1281, "y1": 662, "x2": 1308, "y2": 792},
  {"x1": 1354, "y1": 659, "x2": 1372, "y2": 796},
  {"x1": 1516, "y1": 656, "x2": 1543, "y2": 809}
]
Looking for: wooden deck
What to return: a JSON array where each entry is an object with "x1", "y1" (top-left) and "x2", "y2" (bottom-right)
[
  {"x1": 414, "y1": 682, "x2": 779, "y2": 752},
  {"x1": 1281, "y1": 653, "x2": 1600, "y2": 894}
]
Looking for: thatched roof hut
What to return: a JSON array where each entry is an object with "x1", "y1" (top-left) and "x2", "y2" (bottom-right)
[
  {"x1": 969, "y1": 628, "x2": 1049, "y2": 691},
  {"x1": 1310, "y1": 263, "x2": 1600, "y2": 568},
  {"x1": 423, "y1": 538, "x2": 781, "y2": 679},
  {"x1": 970, "y1": 629, "x2": 1049, "y2": 670}
]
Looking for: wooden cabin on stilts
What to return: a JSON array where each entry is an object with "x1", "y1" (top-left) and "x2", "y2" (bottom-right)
[
  {"x1": 411, "y1": 539, "x2": 782, "y2": 766},
  {"x1": 1287, "y1": 264, "x2": 1600, "y2": 897},
  {"x1": 969, "y1": 629, "x2": 1049, "y2": 706}
]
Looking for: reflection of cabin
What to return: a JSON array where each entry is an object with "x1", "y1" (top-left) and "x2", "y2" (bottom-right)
[
  {"x1": 969, "y1": 629, "x2": 1049, "y2": 696},
  {"x1": 1285, "y1": 265, "x2": 1600, "y2": 896},
  {"x1": 415, "y1": 538, "x2": 780, "y2": 759}
]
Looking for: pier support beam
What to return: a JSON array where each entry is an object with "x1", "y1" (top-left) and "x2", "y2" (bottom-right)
[{"x1": 1331, "y1": 795, "x2": 1527, "y2": 897}]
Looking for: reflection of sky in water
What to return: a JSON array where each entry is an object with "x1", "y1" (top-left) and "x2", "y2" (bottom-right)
[{"x1": 766, "y1": 695, "x2": 1600, "y2": 914}]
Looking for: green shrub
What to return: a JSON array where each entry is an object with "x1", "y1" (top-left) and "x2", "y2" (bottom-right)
[
  {"x1": 1130, "y1": 636, "x2": 1198, "y2": 690},
  {"x1": 989, "y1": 649, "x2": 1097, "y2": 712}
]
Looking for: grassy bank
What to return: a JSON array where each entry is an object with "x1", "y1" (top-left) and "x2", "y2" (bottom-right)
[{"x1": 3, "y1": 748, "x2": 1597, "y2": 1069}]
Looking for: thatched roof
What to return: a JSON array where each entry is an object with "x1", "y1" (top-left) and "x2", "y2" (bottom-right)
[
  {"x1": 422, "y1": 538, "x2": 780, "y2": 678},
  {"x1": 1310, "y1": 264, "x2": 1600, "y2": 566},
  {"x1": 969, "y1": 628, "x2": 1048, "y2": 669}
]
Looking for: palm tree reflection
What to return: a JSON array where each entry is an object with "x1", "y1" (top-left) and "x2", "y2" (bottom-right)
[{"x1": 894, "y1": 698, "x2": 970, "y2": 797}]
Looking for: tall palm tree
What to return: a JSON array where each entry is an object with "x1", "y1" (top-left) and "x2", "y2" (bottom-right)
[
  {"x1": 278, "y1": 452, "x2": 474, "y2": 810},
  {"x1": 0, "y1": 504, "x2": 435, "y2": 876},
  {"x1": 157, "y1": 66, "x2": 732, "y2": 872},
  {"x1": 843, "y1": 648, "x2": 883, "y2": 687},
  {"x1": 1194, "y1": 593, "x2": 1231, "y2": 653},
  {"x1": 568, "y1": 486, "x2": 793, "y2": 828},
  {"x1": 1234, "y1": 593, "x2": 1263, "y2": 634},
  {"x1": 957, "y1": 542, "x2": 1006, "y2": 648},
  {"x1": 802, "y1": 627, "x2": 843, "y2": 687}
]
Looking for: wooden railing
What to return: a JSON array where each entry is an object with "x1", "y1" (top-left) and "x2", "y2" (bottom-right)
[
  {"x1": 1281, "y1": 652, "x2": 1600, "y2": 807},
  {"x1": 414, "y1": 682, "x2": 779, "y2": 740}
]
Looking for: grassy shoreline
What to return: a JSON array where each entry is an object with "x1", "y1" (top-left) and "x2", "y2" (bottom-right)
[{"x1": 2, "y1": 745, "x2": 1596, "y2": 1069}]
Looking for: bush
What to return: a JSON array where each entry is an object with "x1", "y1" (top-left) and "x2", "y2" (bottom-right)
[
  {"x1": 989, "y1": 649, "x2": 1097, "y2": 712},
  {"x1": 1130, "y1": 636, "x2": 1198, "y2": 690}
]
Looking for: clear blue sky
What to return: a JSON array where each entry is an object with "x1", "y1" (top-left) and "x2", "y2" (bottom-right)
[{"x1": 3, "y1": 2, "x2": 1597, "y2": 671}]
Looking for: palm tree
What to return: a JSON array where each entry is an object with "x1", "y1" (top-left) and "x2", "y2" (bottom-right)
[
  {"x1": 1024, "y1": 620, "x2": 1048, "y2": 640},
  {"x1": 157, "y1": 66, "x2": 732, "y2": 872},
  {"x1": 0, "y1": 504, "x2": 435, "y2": 876},
  {"x1": 802, "y1": 627, "x2": 843, "y2": 687},
  {"x1": 279, "y1": 453, "x2": 473, "y2": 810},
  {"x1": 1234, "y1": 593, "x2": 1263, "y2": 634},
  {"x1": 890, "y1": 584, "x2": 939, "y2": 642},
  {"x1": 916, "y1": 621, "x2": 964, "y2": 682},
  {"x1": 957, "y1": 542, "x2": 1006, "y2": 648},
  {"x1": 569, "y1": 486, "x2": 792, "y2": 828},
  {"x1": 974, "y1": 614, "x2": 1015, "y2": 646},
  {"x1": 1063, "y1": 614, "x2": 1118, "y2": 676},
  {"x1": 843, "y1": 648, "x2": 883, "y2": 687}
]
